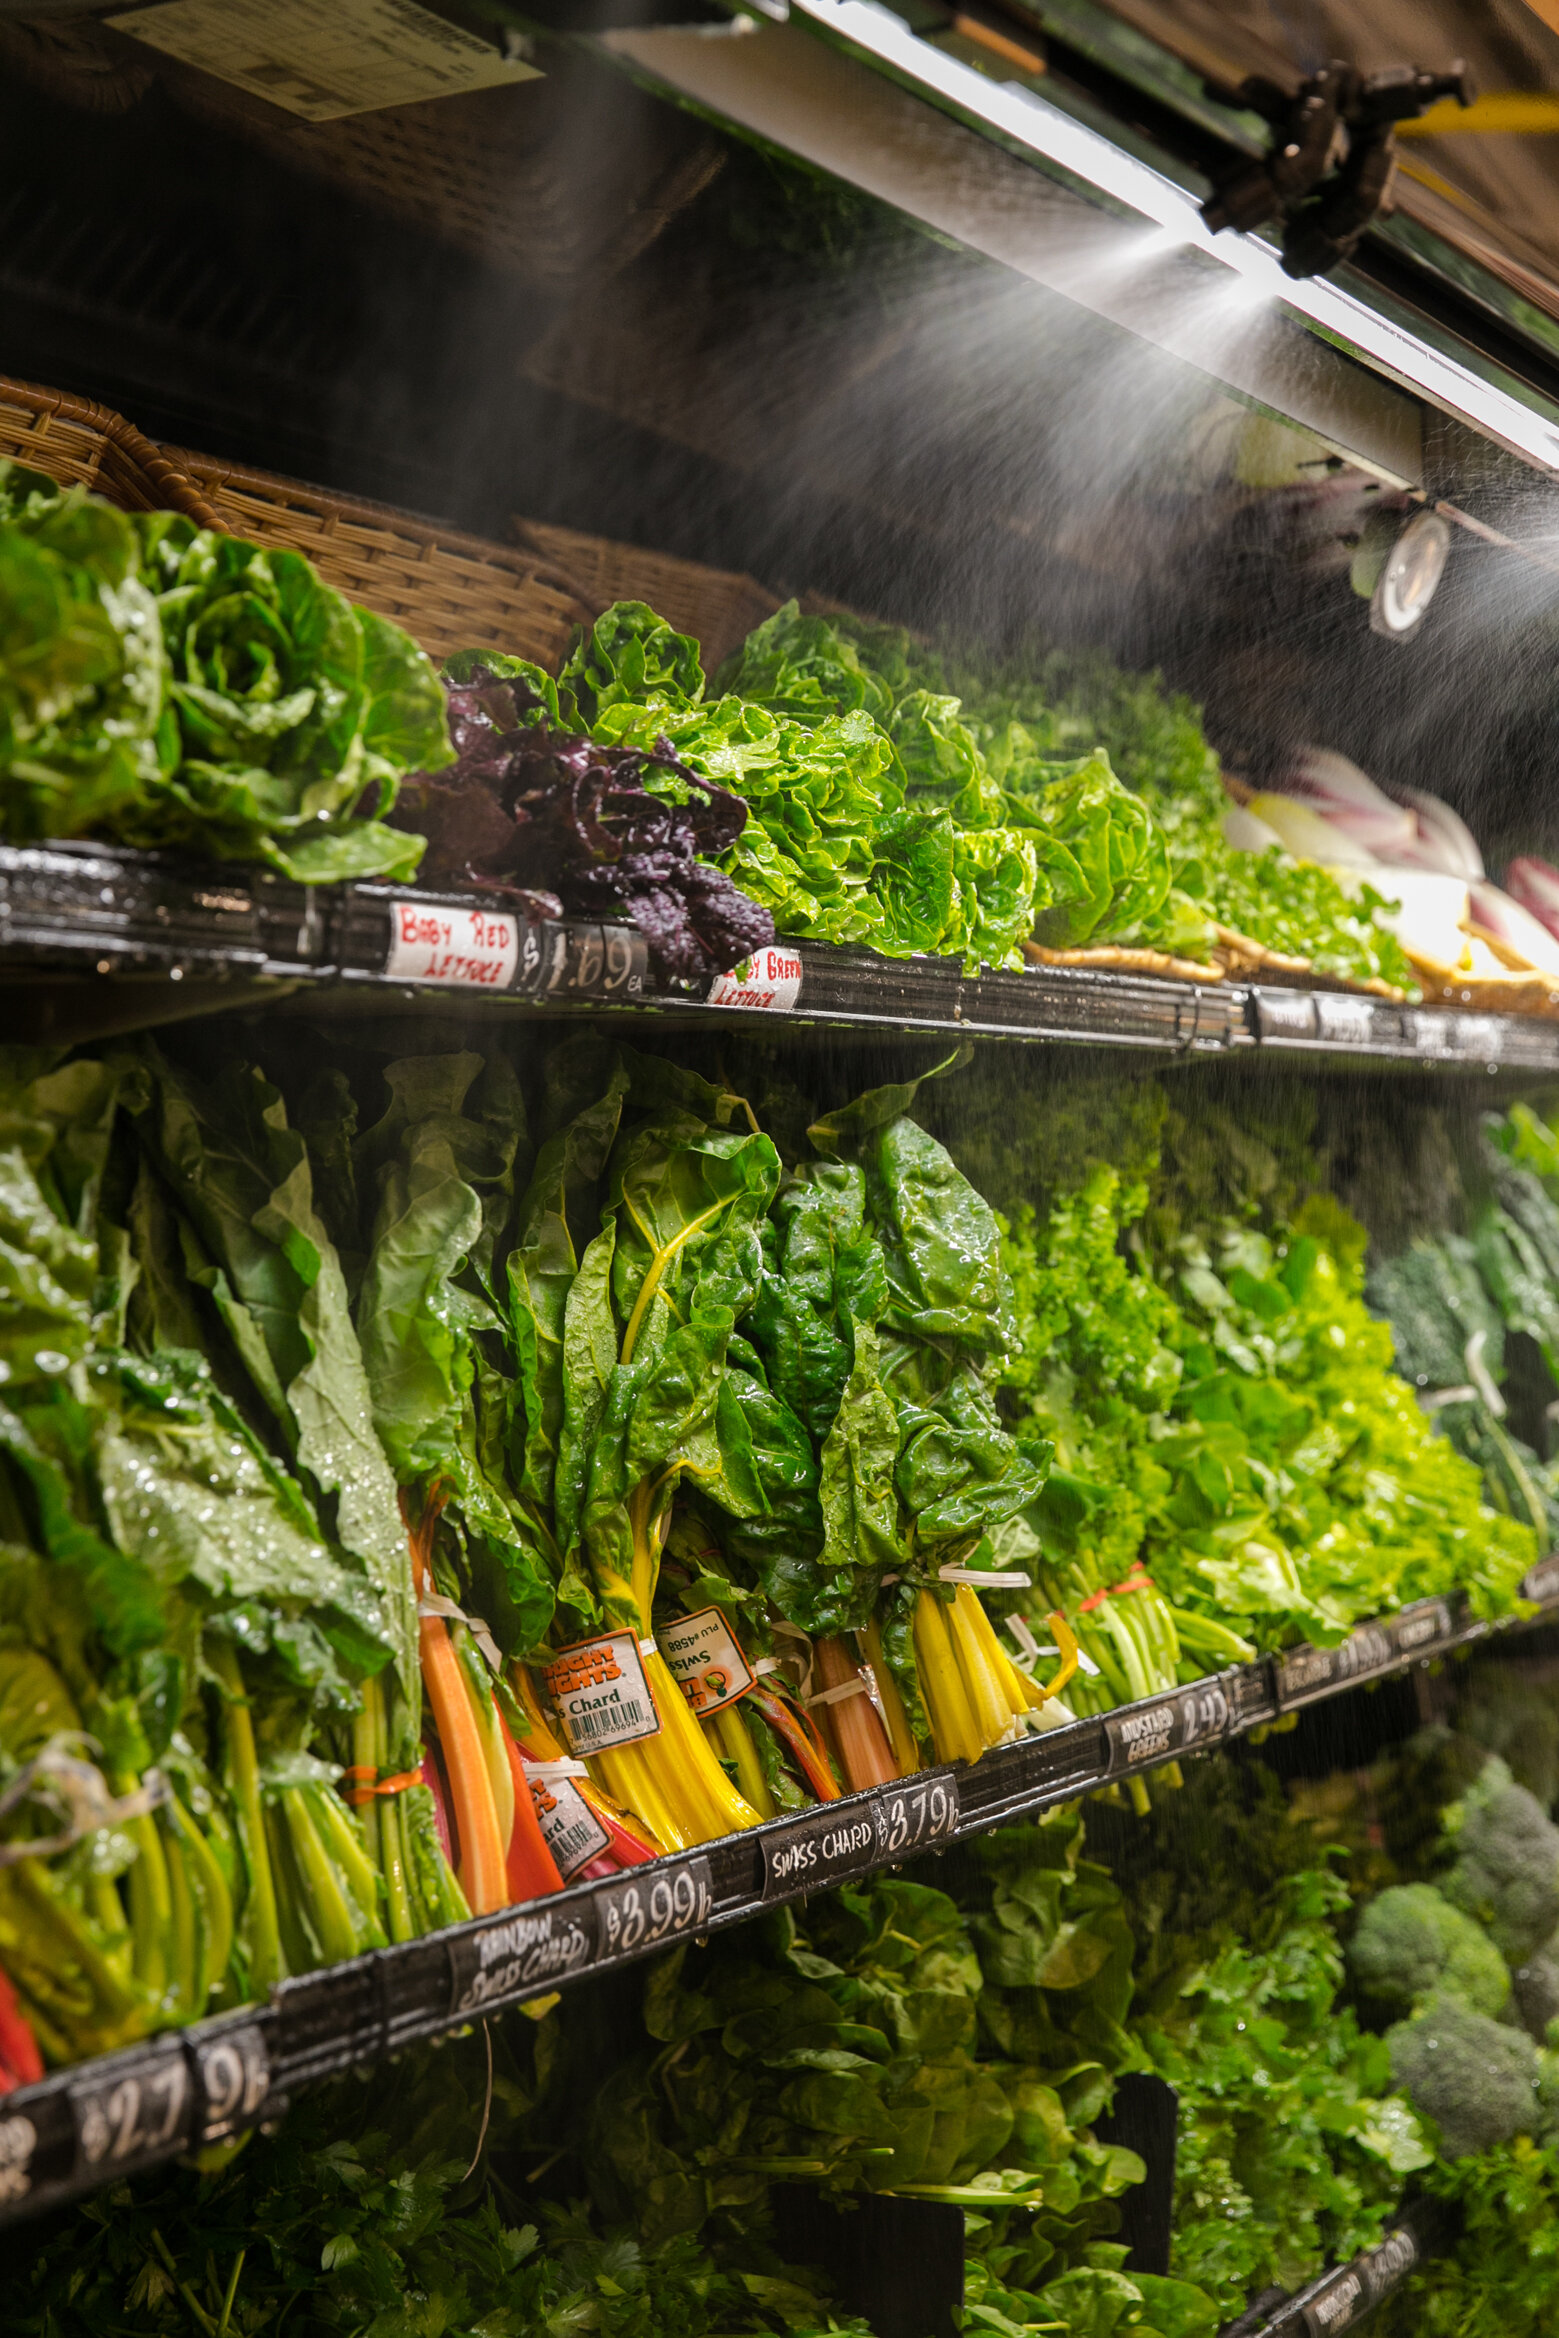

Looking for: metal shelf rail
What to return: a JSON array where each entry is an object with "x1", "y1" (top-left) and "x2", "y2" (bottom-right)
[{"x1": 6, "y1": 842, "x2": 1559, "y2": 1070}]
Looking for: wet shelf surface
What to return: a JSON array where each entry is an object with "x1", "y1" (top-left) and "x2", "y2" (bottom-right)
[{"x1": 6, "y1": 842, "x2": 1559, "y2": 1071}]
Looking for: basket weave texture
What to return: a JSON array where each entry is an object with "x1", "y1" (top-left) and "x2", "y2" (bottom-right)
[
  {"x1": 514, "y1": 518, "x2": 780, "y2": 677},
  {"x1": 162, "y1": 448, "x2": 595, "y2": 667},
  {"x1": 0, "y1": 377, "x2": 220, "y2": 522}
]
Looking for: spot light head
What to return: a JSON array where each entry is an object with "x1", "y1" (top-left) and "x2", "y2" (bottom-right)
[{"x1": 1350, "y1": 505, "x2": 1452, "y2": 641}]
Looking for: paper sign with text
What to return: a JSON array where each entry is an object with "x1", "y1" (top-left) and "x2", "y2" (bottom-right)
[
  {"x1": 706, "y1": 945, "x2": 802, "y2": 1013},
  {"x1": 385, "y1": 902, "x2": 518, "y2": 990}
]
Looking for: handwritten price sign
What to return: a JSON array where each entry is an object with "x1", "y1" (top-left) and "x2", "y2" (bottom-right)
[{"x1": 385, "y1": 903, "x2": 519, "y2": 989}]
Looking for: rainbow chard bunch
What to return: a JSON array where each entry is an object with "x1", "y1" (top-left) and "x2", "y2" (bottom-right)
[{"x1": 393, "y1": 650, "x2": 775, "y2": 982}]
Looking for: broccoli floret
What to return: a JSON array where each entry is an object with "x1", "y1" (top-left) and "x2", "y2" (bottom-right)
[
  {"x1": 1512, "y1": 1947, "x2": 1559, "y2": 2044},
  {"x1": 1443, "y1": 1758, "x2": 1559, "y2": 1966},
  {"x1": 1460, "y1": 1668, "x2": 1559, "y2": 1812},
  {"x1": 1386, "y1": 1992, "x2": 1541, "y2": 2158},
  {"x1": 1350, "y1": 1883, "x2": 1510, "y2": 2018}
]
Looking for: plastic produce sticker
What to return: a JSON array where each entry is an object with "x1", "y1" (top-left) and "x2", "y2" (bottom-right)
[
  {"x1": 706, "y1": 944, "x2": 803, "y2": 1013},
  {"x1": 660, "y1": 1606, "x2": 755, "y2": 1715},
  {"x1": 384, "y1": 901, "x2": 519, "y2": 990},
  {"x1": 544, "y1": 1632, "x2": 661, "y2": 1757},
  {"x1": 109, "y1": 0, "x2": 539, "y2": 124},
  {"x1": 530, "y1": 1773, "x2": 611, "y2": 1883}
]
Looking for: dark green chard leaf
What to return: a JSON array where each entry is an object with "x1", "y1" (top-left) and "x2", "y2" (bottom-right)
[
  {"x1": 355, "y1": 1049, "x2": 552, "y2": 1654},
  {"x1": 509, "y1": 1073, "x2": 628, "y2": 1522},
  {"x1": 746, "y1": 1159, "x2": 887, "y2": 1441},
  {"x1": 809, "y1": 1320, "x2": 904, "y2": 1631},
  {"x1": 863, "y1": 1115, "x2": 1013, "y2": 1353}
]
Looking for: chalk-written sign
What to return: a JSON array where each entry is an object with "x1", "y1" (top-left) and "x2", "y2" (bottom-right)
[
  {"x1": 1275, "y1": 1620, "x2": 1395, "y2": 1711},
  {"x1": 1103, "y1": 1680, "x2": 1231, "y2": 1776},
  {"x1": 448, "y1": 1901, "x2": 596, "y2": 2021},
  {"x1": 1296, "y1": 2225, "x2": 1418, "y2": 2336},
  {"x1": 447, "y1": 1858, "x2": 714, "y2": 2020},
  {"x1": 69, "y1": 2037, "x2": 192, "y2": 2180},
  {"x1": 761, "y1": 1775, "x2": 959, "y2": 1901}
]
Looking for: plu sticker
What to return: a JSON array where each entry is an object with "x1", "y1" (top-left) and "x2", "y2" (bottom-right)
[
  {"x1": 544, "y1": 1631, "x2": 661, "y2": 1755},
  {"x1": 659, "y1": 1607, "x2": 755, "y2": 1715},
  {"x1": 530, "y1": 1773, "x2": 611, "y2": 1881}
]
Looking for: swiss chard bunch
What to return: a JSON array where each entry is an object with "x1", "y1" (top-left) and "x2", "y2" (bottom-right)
[{"x1": 394, "y1": 649, "x2": 774, "y2": 982}]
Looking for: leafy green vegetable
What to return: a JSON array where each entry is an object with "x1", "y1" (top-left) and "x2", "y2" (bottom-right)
[{"x1": 0, "y1": 472, "x2": 451, "y2": 876}]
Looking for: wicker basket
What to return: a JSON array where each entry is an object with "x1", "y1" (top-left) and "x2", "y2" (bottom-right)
[
  {"x1": 513, "y1": 517, "x2": 780, "y2": 677},
  {"x1": 163, "y1": 449, "x2": 595, "y2": 667},
  {"x1": 0, "y1": 376, "x2": 219, "y2": 522}
]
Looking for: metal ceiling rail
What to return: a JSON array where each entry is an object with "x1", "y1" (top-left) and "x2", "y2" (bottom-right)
[{"x1": 597, "y1": 5, "x2": 1559, "y2": 493}]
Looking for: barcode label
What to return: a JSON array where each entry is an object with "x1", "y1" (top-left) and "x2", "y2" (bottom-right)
[
  {"x1": 531, "y1": 1774, "x2": 611, "y2": 1882},
  {"x1": 660, "y1": 1607, "x2": 755, "y2": 1715},
  {"x1": 545, "y1": 1631, "x2": 661, "y2": 1755}
]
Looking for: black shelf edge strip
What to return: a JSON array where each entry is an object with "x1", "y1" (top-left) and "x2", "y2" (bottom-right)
[
  {"x1": 1221, "y1": 2201, "x2": 1446, "y2": 2335},
  {"x1": 8, "y1": 846, "x2": 1559, "y2": 1067},
  {"x1": 1, "y1": 1569, "x2": 1552, "y2": 2228}
]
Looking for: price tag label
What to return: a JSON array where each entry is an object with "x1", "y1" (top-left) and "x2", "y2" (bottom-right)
[
  {"x1": 1104, "y1": 1681, "x2": 1230, "y2": 1776},
  {"x1": 448, "y1": 1902, "x2": 596, "y2": 2020},
  {"x1": 69, "y1": 2040, "x2": 191, "y2": 2178},
  {"x1": 191, "y1": 2024, "x2": 270, "y2": 2143},
  {"x1": 761, "y1": 1775, "x2": 959, "y2": 1900},
  {"x1": 1299, "y1": 2226, "x2": 1417, "y2": 2335},
  {"x1": 1524, "y1": 1555, "x2": 1559, "y2": 1608},
  {"x1": 545, "y1": 1631, "x2": 661, "y2": 1756},
  {"x1": 595, "y1": 1858, "x2": 714, "y2": 1964},
  {"x1": 1314, "y1": 994, "x2": 1375, "y2": 1046},
  {"x1": 706, "y1": 944, "x2": 803, "y2": 1013},
  {"x1": 1276, "y1": 1621, "x2": 1395, "y2": 1710},
  {"x1": 0, "y1": 2112, "x2": 37, "y2": 2206},
  {"x1": 1390, "y1": 1599, "x2": 1455, "y2": 1659},
  {"x1": 877, "y1": 1774, "x2": 959, "y2": 1859},
  {"x1": 660, "y1": 1607, "x2": 755, "y2": 1716},
  {"x1": 1452, "y1": 1015, "x2": 1501, "y2": 1059},
  {"x1": 1255, "y1": 990, "x2": 1318, "y2": 1040},
  {"x1": 384, "y1": 901, "x2": 519, "y2": 990},
  {"x1": 530, "y1": 1772, "x2": 612, "y2": 1882},
  {"x1": 515, "y1": 919, "x2": 647, "y2": 1002}
]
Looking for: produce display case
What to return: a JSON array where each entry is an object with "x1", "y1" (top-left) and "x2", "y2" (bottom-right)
[{"x1": 7, "y1": 6, "x2": 1559, "y2": 2336}]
